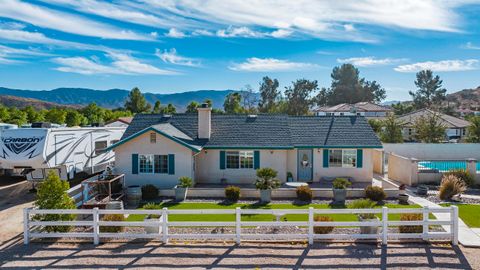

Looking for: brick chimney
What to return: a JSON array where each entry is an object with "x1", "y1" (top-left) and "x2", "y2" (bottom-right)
[{"x1": 197, "y1": 103, "x2": 212, "y2": 139}]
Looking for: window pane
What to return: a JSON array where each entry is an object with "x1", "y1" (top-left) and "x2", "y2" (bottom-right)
[
  {"x1": 226, "y1": 151, "x2": 239, "y2": 169},
  {"x1": 329, "y1": 150, "x2": 342, "y2": 167},
  {"x1": 240, "y1": 151, "x2": 253, "y2": 169},
  {"x1": 95, "y1": 141, "x2": 108, "y2": 155},
  {"x1": 154, "y1": 155, "x2": 168, "y2": 173},
  {"x1": 342, "y1": 150, "x2": 357, "y2": 168},
  {"x1": 139, "y1": 155, "x2": 153, "y2": 173},
  {"x1": 150, "y1": 132, "x2": 156, "y2": 143}
]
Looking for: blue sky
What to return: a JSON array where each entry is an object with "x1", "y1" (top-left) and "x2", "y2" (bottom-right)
[{"x1": 0, "y1": 0, "x2": 479, "y2": 101}]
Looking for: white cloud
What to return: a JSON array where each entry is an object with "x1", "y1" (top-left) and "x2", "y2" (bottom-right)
[
  {"x1": 165, "y1": 28, "x2": 187, "y2": 38},
  {"x1": 155, "y1": 48, "x2": 201, "y2": 67},
  {"x1": 217, "y1": 26, "x2": 264, "y2": 38},
  {"x1": 337, "y1": 56, "x2": 406, "y2": 67},
  {"x1": 394, "y1": 59, "x2": 479, "y2": 72},
  {"x1": 464, "y1": 42, "x2": 480, "y2": 50},
  {"x1": 53, "y1": 53, "x2": 179, "y2": 75},
  {"x1": 229, "y1": 57, "x2": 318, "y2": 72},
  {"x1": 0, "y1": 0, "x2": 150, "y2": 40}
]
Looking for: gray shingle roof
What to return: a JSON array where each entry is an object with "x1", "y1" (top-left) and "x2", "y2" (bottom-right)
[
  {"x1": 120, "y1": 113, "x2": 381, "y2": 149},
  {"x1": 397, "y1": 109, "x2": 470, "y2": 128}
]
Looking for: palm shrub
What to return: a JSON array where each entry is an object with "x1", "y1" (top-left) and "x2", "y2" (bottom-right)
[
  {"x1": 225, "y1": 186, "x2": 241, "y2": 202},
  {"x1": 178, "y1": 176, "x2": 193, "y2": 188},
  {"x1": 348, "y1": 199, "x2": 376, "y2": 219},
  {"x1": 254, "y1": 168, "x2": 280, "y2": 190},
  {"x1": 100, "y1": 214, "x2": 125, "y2": 233},
  {"x1": 332, "y1": 178, "x2": 351, "y2": 189},
  {"x1": 141, "y1": 184, "x2": 159, "y2": 200},
  {"x1": 34, "y1": 171, "x2": 76, "y2": 232},
  {"x1": 444, "y1": 170, "x2": 474, "y2": 187},
  {"x1": 313, "y1": 215, "x2": 334, "y2": 234},
  {"x1": 439, "y1": 175, "x2": 466, "y2": 200},
  {"x1": 296, "y1": 186, "x2": 313, "y2": 202},
  {"x1": 398, "y1": 213, "x2": 422, "y2": 233},
  {"x1": 365, "y1": 186, "x2": 386, "y2": 202},
  {"x1": 143, "y1": 202, "x2": 161, "y2": 219}
]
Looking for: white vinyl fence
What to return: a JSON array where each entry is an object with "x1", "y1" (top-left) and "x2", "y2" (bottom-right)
[{"x1": 24, "y1": 206, "x2": 458, "y2": 246}]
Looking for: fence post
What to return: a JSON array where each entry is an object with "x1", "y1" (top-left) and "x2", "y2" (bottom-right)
[
  {"x1": 382, "y1": 207, "x2": 388, "y2": 245},
  {"x1": 308, "y1": 207, "x2": 314, "y2": 245},
  {"x1": 162, "y1": 207, "x2": 168, "y2": 244},
  {"x1": 451, "y1": 205, "x2": 459, "y2": 245},
  {"x1": 235, "y1": 207, "x2": 241, "y2": 244},
  {"x1": 23, "y1": 208, "x2": 30, "y2": 245},
  {"x1": 422, "y1": 206, "x2": 429, "y2": 241},
  {"x1": 93, "y1": 207, "x2": 99, "y2": 245}
]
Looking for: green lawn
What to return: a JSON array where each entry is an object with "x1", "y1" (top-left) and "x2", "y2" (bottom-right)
[
  {"x1": 127, "y1": 202, "x2": 422, "y2": 222},
  {"x1": 440, "y1": 203, "x2": 480, "y2": 228}
]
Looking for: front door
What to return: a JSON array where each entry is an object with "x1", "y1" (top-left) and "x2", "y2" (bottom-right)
[{"x1": 297, "y1": 149, "x2": 313, "y2": 182}]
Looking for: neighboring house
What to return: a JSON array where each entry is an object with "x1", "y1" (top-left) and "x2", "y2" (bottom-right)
[
  {"x1": 313, "y1": 102, "x2": 392, "y2": 119},
  {"x1": 397, "y1": 109, "x2": 471, "y2": 142},
  {"x1": 109, "y1": 105, "x2": 382, "y2": 189},
  {"x1": 105, "y1": 117, "x2": 133, "y2": 128}
]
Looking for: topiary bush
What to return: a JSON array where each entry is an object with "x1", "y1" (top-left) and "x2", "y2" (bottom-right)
[
  {"x1": 141, "y1": 184, "x2": 159, "y2": 200},
  {"x1": 399, "y1": 213, "x2": 423, "y2": 233},
  {"x1": 439, "y1": 174, "x2": 466, "y2": 200},
  {"x1": 100, "y1": 214, "x2": 125, "y2": 233},
  {"x1": 313, "y1": 215, "x2": 334, "y2": 234},
  {"x1": 225, "y1": 186, "x2": 241, "y2": 202},
  {"x1": 444, "y1": 169, "x2": 474, "y2": 187},
  {"x1": 365, "y1": 186, "x2": 386, "y2": 202},
  {"x1": 34, "y1": 171, "x2": 76, "y2": 232},
  {"x1": 296, "y1": 185, "x2": 313, "y2": 202}
]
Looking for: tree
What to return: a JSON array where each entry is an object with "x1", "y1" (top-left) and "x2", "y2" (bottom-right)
[
  {"x1": 223, "y1": 92, "x2": 243, "y2": 113},
  {"x1": 466, "y1": 116, "x2": 480, "y2": 142},
  {"x1": 65, "y1": 110, "x2": 85, "y2": 127},
  {"x1": 81, "y1": 103, "x2": 105, "y2": 124},
  {"x1": 285, "y1": 79, "x2": 318, "y2": 115},
  {"x1": 240, "y1": 85, "x2": 259, "y2": 113},
  {"x1": 34, "y1": 171, "x2": 76, "y2": 232},
  {"x1": 152, "y1": 101, "x2": 162, "y2": 114},
  {"x1": 258, "y1": 76, "x2": 280, "y2": 113},
  {"x1": 23, "y1": 105, "x2": 44, "y2": 123},
  {"x1": 413, "y1": 112, "x2": 446, "y2": 143},
  {"x1": 0, "y1": 106, "x2": 10, "y2": 122},
  {"x1": 318, "y1": 64, "x2": 386, "y2": 105},
  {"x1": 44, "y1": 108, "x2": 67, "y2": 124},
  {"x1": 368, "y1": 119, "x2": 383, "y2": 133},
  {"x1": 409, "y1": 70, "x2": 446, "y2": 109},
  {"x1": 7, "y1": 107, "x2": 27, "y2": 126},
  {"x1": 392, "y1": 102, "x2": 414, "y2": 116},
  {"x1": 380, "y1": 114, "x2": 404, "y2": 143},
  {"x1": 124, "y1": 87, "x2": 151, "y2": 113},
  {"x1": 161, "y1": 103, "x2": 176, "y2": 114},
  {"x1": 186, "y1": 101, "x2": 200, "y2": 113}
]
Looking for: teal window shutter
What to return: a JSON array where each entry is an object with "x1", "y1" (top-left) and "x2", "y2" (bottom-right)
[
  {"x1": 219, "y1": 151, "x2": 226, "y2": 170},
  {"x1": 168, "y1": 154, "x2": 175, "y2": 175},
  {"x1": 323, "y1": 149, "x2": 329, "y2": 168},
  {"x1": 357, "y1": 149, "x2": 363, "y2": 168},
  {"x1": 132, "y1": 154, "x2": 138, "y2": 174},
  {"x1": 253, "y1": 150, "x2": 260, "y2": 169}
]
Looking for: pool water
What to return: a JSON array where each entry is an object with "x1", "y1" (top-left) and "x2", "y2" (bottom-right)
[{"x1": 418, "y1": 161, "x2": 480, "y2": 172}]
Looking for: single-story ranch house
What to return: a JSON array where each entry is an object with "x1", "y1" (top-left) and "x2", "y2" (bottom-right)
[{"x1": 108, "y1": 105, "x2": 382, "y2": 189}]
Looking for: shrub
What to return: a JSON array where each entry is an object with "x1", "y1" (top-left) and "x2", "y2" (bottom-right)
[
  {"x1": 143, "y1": 203, "x2": 161, "y2": 219},
  {"x1": 348, "y1": 199, "x2": 376, "y2": 219},
  {"x1": 296, "y1": 186, "x2": 313, "y2": 202},
  {"x1": 225, "y1": 186, "x2": 241, "y2": 202},
  {"x1": 34, "y1": 171, "x2": 76, "y2": 232},
  {"x1": 141, "y1": 184, "x2": 158, "y2": 200},
  {"x1": 100, "y1": 214, "x2": 125, "y2": 233},
  {"x1": 332, "y1": 178, "x2": 351, "y2": 189},
  {"x1": 313, "y1": 215, "x2": 334, "y2": 234},
  {"x1": 439, "y1": 175, "x2": 466, "y2": 200},
  {"x1": 399, "y1": 213, "x2": 422, "y2": 233},
  {"x1": 365, "y1": 186, "x2": 386, "y2": 202},
  {"x1": 255, "y1": 168, "x2": 280, "y2": 190},
  {"x1": 444, "y1": 169, "x2": 474, "y2": 187},
  {"x1": 178, "y1": 176, "x2": 193, "y2": 188}
]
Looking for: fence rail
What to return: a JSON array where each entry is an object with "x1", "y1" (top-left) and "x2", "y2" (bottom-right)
[{"x1": 23, "y1": 206, "x2": 458, "y2": 246}]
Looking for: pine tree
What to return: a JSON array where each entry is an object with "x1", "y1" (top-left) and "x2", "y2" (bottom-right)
[{"x1": 124, "y1": 87, "x2": 151, "y2": 113}]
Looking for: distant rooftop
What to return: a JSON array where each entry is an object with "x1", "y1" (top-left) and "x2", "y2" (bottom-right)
[
  {"x1": 313, "y1": 102, "x2": 392, "y2": 113},
  {"x1": 397, "y1": 109, "x2": 470, "y2": 128}
]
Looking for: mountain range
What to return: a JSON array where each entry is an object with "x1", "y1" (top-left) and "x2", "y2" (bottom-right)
[{"x1": 0, "y1": 87, "x2": 236, "y2": 110}]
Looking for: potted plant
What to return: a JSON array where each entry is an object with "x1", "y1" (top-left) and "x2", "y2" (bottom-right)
[
  {"x1": 254, "y1": 168, "x2": 281, "y2": 203},
  {"x1": 417, "y1": 184, "x2": 428, "y2": 196},
  {"x1": 399, "y1": 184, "x2": 406, "y2": 195},
  {"x1": 287, "y1": 172, "x2": 293, "y2": 182},
  {"x1": 398, "y1": 184, "x2": 409, "y2": 204},
  {"x1": 174, "y1": 176, "x2": 193, "y2": 201},
  {"x1": 143, "y1": 203, "x2": 162, "y2": 234},
  {"x1": 332, "y1": 178, "x2": 351, "y2": 204},
  {"x1": 348, "y1": 199, "x2": 379, "y2": 235}
]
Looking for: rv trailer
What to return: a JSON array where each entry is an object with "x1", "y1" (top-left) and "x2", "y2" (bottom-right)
[{"x1": 0, "y1": 126, "x2": 125, "y2": 181}]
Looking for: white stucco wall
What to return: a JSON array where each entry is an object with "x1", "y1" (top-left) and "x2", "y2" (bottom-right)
[
  {"x1": 383, "y1": 143, "x2": 480, "y2": 160},
  {"x1": 114, "y1": 131, "x2": 195, "y2": 189}
]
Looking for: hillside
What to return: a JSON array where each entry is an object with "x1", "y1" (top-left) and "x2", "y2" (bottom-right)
[
  {"x1": 0, "y1": 95, "x2": 78, "y2": 110},
  {"x1": 445, "y1": 86, "x2": 480, "y2": 109},
  {"x1": 0, "y1": 87, "x2": 236, "y2": 110}
]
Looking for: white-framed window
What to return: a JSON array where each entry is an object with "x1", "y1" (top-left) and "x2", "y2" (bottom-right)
[
  {"x1": 139, "y1": 154, "x2": 168, "y2": 174},
  {"x1": 226, "y1": 151, "x2": 254, "y2": 169},
  {"x1": 95, "y1": 140, "x2": 108, "y2": 155},
  {"x1": 150, "y1": 132, "x2": 156, "y2": 143},
  {"x1": 329, "y1": 149, "x2": 357, "y2": 168}
]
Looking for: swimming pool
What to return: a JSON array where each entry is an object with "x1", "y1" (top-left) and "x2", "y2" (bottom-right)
[{"x1": 418, "y1": 161, "x2": 480, "y2": 172}]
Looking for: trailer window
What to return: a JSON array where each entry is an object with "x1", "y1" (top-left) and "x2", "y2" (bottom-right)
[{"x1": 95, "y1": 141, "x2": 108, "y2": 155}]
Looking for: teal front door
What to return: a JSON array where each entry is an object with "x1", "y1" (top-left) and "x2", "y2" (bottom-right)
[{"x1": 297, "y1": 149, "x2": 313, "y2": 182}]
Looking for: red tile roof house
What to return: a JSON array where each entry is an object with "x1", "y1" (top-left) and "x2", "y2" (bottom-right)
[{"x1": 108, "y1": 105, "x2": 382, "y2": 192}]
